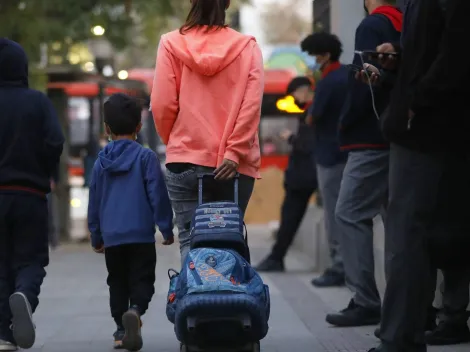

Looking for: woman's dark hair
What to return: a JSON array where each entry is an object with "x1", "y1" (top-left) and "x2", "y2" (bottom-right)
[
  {"x1": 301, "y1": 33, "x2": 343, "y2": 62},
  {"x1": 180, "y1": 0, "x2": 230, "y2": 34}
]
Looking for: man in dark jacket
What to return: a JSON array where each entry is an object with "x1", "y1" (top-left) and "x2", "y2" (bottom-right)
[
  {"x1": 0, "y1": 39, "x2": 64, "y2": 350},
  {"x1": 256, "y1": 77, "x2": 319, "y2": 272},
  {"x1": 325, "y1": 0, "x2": 402, "y2": 328},
  {"x1": 301, "y1": 33, "x2": 349, "y2": 287},
  {"x1": 363, "y1": 0, "x2": 470, "y2": 351}
]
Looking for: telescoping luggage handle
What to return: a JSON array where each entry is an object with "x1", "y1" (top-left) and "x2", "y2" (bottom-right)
[{"x1": 197, "y1": 173, "x2": 239, "y2": 206}]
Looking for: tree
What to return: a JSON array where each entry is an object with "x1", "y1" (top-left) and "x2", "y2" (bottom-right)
[
  {"x1": 262, "y1": 0, "x2": 311, "y2": 45},
  {"x1": 0, "y1": 0, "x2": 173, "y2": 62}
]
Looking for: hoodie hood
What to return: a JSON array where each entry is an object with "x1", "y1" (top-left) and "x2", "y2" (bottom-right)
[
  {"x1": 98, "y1": 140, "x2": 141, "y2": 173},
  {"x1": 0, "y1": 38, "x2": 29, "y2": 87},
  {"x1": 163, "y1": 27, "x2": 256, "y2": 76}
]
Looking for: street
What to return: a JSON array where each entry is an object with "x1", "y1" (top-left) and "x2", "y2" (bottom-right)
[{"x1": 31, "y1": 227, "x2": 467, "y2": 352}]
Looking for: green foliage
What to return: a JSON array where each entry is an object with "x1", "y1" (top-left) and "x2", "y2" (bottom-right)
[
  {"x1": 0, "y1": 0, "x2": 173, "y2": 61},
  {"x1": 0, "y1": 0, "x2": 250, "y2": 68}
]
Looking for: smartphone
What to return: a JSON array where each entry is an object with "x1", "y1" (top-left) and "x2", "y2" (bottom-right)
[
  {"x1": 347, "y1": 64, "x2": 376, "y2": 75},
  {"x1": 361, "y1": 50, "x2": 399, "y2": 59},
  {"x1": 347, "y1": 64, "x2": 363, "y2": 73}
]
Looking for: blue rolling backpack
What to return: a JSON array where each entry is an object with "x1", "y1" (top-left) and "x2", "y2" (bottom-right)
[{"x1": 166, "y1": 174, "x2": 270, "y2": 352}]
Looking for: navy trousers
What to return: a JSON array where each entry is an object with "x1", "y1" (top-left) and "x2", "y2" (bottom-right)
[{"x1": 0, "y1": 193, "x2": 49, "y2": 338}]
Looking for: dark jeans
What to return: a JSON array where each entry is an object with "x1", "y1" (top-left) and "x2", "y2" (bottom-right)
[
  {"x1": 105, "y1": 243, "x2": 156, "y2": 327},
  {"x1": 165, "y1": 165, "x2": 255, "y2": 265},
  {"x1": 0, "y1": 193, "x2": 49, "y2": 336},
  {"x1": 380, "y1": 143, "x2": 470, "y2": 352},
  {"x1": 270, "y1": 186, "x2": 315, "y2": 261}
]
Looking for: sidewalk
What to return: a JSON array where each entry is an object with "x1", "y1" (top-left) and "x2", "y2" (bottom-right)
[{"x1": 30, "y1": 226, "x2": 468, "y2": 351}]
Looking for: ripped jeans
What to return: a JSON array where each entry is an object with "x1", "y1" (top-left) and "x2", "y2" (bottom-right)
[{"x1": 165, "y1": 164, "x2": 255, "y2": 266}]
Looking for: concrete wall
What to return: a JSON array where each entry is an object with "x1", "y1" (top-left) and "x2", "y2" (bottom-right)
[
  {"x1": 330, "y1": 0, "x2": 365, "y2": 64},
  {"x1": 293, "y1": 205, "x2": 469, "y2": 309}
]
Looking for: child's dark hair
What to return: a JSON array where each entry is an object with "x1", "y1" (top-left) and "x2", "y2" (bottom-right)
[
  {"x1": 286, "y1": 76, "x2": 312, "y2": 95},
  {"x1": 104, "y1": 93, "x2": 142, "y2": 135},
  {"x1": 301, "y1": 33, "x2": 343, "y2": 62},
  {"x1": 180, "y1": 0, "x2": 229, "y2": 34}
]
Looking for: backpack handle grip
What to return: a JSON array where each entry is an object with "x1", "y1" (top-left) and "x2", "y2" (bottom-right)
[{"x1": 197, "y1": 173, "x2": 239, "y2": 205}]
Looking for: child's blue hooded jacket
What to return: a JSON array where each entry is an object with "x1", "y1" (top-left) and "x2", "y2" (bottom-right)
[{"x1": 88, "y1": 140, "x2": 173, "y2": 248}]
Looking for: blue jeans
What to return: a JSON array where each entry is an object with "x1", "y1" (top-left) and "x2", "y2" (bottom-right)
[{"x1": 165, "y1": 165, "x2": 255, "y2": 266}]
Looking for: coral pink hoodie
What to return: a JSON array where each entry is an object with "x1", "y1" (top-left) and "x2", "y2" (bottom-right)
[{"x1": 151, "y1": 27, "x2": 264, "y2": 179}]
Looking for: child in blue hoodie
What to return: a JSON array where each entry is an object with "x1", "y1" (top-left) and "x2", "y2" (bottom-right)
[{"x1": 88, "y1": 93, "x2": 174, "y2": 351}]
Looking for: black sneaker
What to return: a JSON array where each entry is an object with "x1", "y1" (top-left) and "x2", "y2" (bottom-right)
[
  {"x1": 121, "y1": 308, "x2": 143, "y2": 351},
  {"x1": 113, "y1": 328, "x2": 125, "y2": 349},
  {"x1": 425, "y1": 320, "x2": 470, "y2": 345},
  {"x1": 311, "y1": 269, "x2": 345, "y2": 287},
  {"x1": 255, "y1": 257, "x2": 285, "y2": 272},
  {"x1": 326, "y1": 299, "x2": 380, "y2": 327},
  {"x1": 9, "y1": 292, "x2": 35, "y2": 349}
]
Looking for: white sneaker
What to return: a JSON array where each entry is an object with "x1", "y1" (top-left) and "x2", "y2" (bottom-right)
[
  {"x1": 9, "y1": 293, "x2": 35, "y2": 349},
  {"x1": 0, "y1": 339, "x2": 17, "y2": 351}
]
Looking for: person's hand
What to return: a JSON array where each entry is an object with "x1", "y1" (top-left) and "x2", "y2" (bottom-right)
[
  {"x1": 214, "y1": 159, "x2": 238, "y2": 180},
  {"x1": 407, "y1": 109, "x2": 415, "y2": 130},
  {"x1": 355, "y1": 63, "x2": 380, "y2": 85},
  {"x1": 50, "y1": 180, "x2": 56, "y2": 192},
  {"x1": 375, "y1": 43, "x2": 398, "y2": 70},
  {"x1": 162, "y1": 237, "x2": 174, "y2": 246},
  {"x1": 93, "y1": 245, "x2": 105, "y2": 254},
  {"x1": 279, "y1": 129, "x2": 293, "y2": 141}
]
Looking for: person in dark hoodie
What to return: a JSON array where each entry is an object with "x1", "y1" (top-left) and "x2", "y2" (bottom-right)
[
  {"x1": 357, "y1": 0, "x2": 470, "y2": 351},
  {"x1": 255, "y1": 77, "x2": 319, "y2": 273},
  {"x1": 87, "y1": 93, "x2": 174, "y2": 351},
  {"x1": 0, "y1": 39, "x2": 64, "y2": 351},
  {"x1": 325, "y1": 0, "x2": 403, "y2": 328}
]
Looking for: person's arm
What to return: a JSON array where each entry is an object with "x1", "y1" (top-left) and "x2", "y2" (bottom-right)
[
  {"x1": 42, "y1": 96, "x2": 65, "y2": 177},
  {"x1": 87, "y1": 163, "x2": 103, "y2": 249},
  {"x1": 143, "y1": 151, "x2": 174, "y2": 241},
  {"x1": 310, "y1": 80, "x2": 332, "y2": 123},
  {"x1": 151, "y1": 36, "x2": 179, "y2": 145},
  {"x1": 410, "y1": 0, "x2": 470, "y2": 114},
  {"x1": 224, "y1": 44, "x2": 264, "y2": 165}
]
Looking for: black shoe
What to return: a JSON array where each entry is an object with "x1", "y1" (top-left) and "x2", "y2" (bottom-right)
[
  {"x1": 255, "y1": 257, "x2": 285, "y2": 272},
  {"x1": 425, "y1": 320, "x2": 470, "y2": 345},
  {"x1": 9, "y1": 292, "x2": 35, "y2": 349},
  {"x1": 121, "y1": 308, "x2": 143, "y2": 351},
  {"x1": 374, "y1": 307, "x2": 438, "y2": 340},
  {"x1": 311, "y1": 269, "x2": 345, "y2": 287},
  {"x1": 326, "y1": 299, "x2": 380, "y2": 327},
  {"x1": 113, "y1": 327, "x2": 125, "y2": 349}
]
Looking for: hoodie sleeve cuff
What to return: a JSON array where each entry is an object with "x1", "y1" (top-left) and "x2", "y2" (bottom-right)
[
  {"x1": 161, "y1": 230, "x2": 175, "y2": 241},
  {"x1": 91, "y1": 234, "x2": 103, "y2": 249},
  {"x1": 223, "y1": 150, "x2": 240, "y2": 165}
]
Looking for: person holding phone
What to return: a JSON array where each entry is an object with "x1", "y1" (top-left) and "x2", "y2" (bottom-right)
[
  {"x1": 365, "y1": 0, "x2": 470, "y2": 351},
  {"x1": 256, "y1": 77, "x2": 320, "y2": 275},
  {"x1": 325, "y1": 0, "x2": 402, "y2": 328}
]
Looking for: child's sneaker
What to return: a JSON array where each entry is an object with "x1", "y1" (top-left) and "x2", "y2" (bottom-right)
[
  {"x1": 9, "y1": 292, "x2": 35, "y2": 349},
  {"x1": 113, "y1": 327, "x2": 125, "y2": 349},
  {"x1": 121, "y1": 307, "x2": 143, "y2": 351},
  {"x1": 0, "y1": 339, "x2": 17, "y2": 351}
]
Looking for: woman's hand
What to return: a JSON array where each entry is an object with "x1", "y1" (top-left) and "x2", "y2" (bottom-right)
[{"x1": 214, "y1": 159, "x2": 238, "y2": 180}]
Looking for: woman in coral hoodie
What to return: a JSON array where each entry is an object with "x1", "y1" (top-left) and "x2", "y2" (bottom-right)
[{"x1": 151, "y1": 0, "x2": 264, "y2": 262}]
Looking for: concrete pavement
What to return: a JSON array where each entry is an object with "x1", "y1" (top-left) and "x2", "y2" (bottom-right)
[{"x1": 29, "y1": 226, "x2": 469, "y2": 351}]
